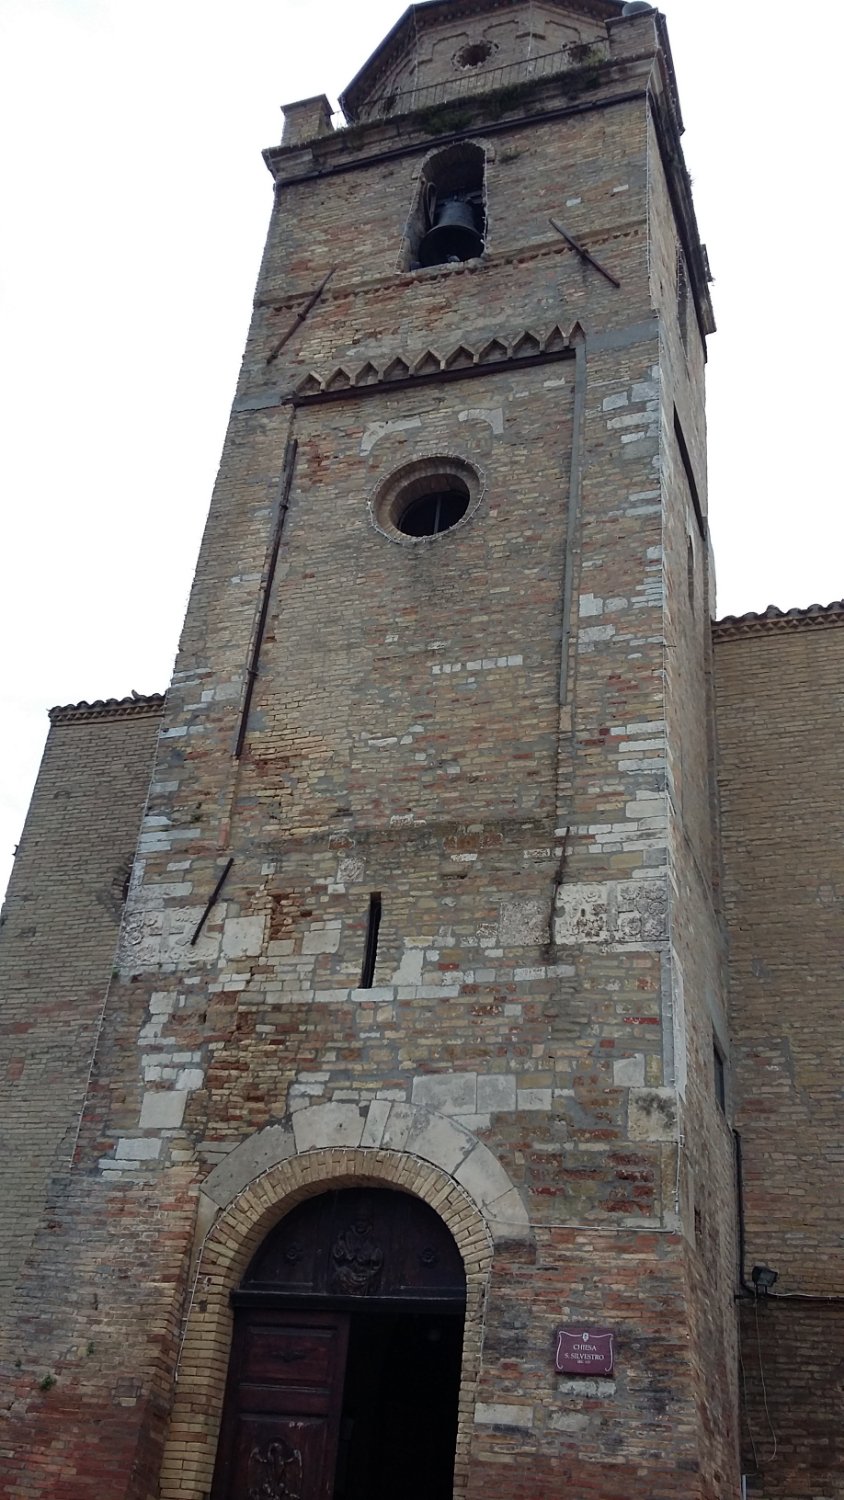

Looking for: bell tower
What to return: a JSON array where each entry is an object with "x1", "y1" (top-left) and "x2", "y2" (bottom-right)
[{"x1": 2, "y1": 4, "x2": 738, "y2": 1499}]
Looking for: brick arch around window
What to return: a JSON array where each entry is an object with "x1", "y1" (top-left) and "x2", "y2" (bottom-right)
[{"x1": 158, "y1": 1105, "x2": 532, "y2": 1500}]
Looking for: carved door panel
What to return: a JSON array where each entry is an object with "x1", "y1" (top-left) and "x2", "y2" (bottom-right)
[{"x1": 211, "y1": 1309, "x2": 349, "y2": 1500}]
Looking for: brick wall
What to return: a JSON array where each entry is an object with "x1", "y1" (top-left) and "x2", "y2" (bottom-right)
[
  {"x1": 0, "y1": 698, "x2": 161, "y2": 1322},
  {"x1": 0, "y1": 8, "x2": 739, "y2": 1498},
  {"x1": 716, "y1": 611, "x2": 844, "y2": 1499}
]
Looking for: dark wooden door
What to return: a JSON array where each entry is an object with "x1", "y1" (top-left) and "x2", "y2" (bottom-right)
[
  {"x1": 212, "y1": 1191, "x2": 467, "y2": 1499},
  {"x1": 211, "y1": 1308, "x2": 349, "y2": 1500}
]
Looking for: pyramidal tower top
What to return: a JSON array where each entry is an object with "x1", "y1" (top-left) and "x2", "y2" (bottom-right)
[{"x1": 340, "y1": 0, "x2": 625, "y2": 124}]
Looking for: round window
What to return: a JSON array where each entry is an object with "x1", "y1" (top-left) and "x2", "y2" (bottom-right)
[
  {"x1": 455, "y1": 40, "x2": 495, "y2": 69},
  {"x1": 371, "y1": 458, "x2": 482, "y2": 544},
  {"x1": 398, "y1": 482, "x2": 470, "y2": 537}
]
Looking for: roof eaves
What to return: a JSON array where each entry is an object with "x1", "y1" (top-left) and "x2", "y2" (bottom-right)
[
  {"x1": 49, "y1": 692, "x2": 166, "y2": 725},
  {"x1": 713, "y1": 601, "x2": 844, "y2": 641}
]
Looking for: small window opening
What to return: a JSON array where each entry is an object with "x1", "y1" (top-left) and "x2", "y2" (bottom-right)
[
  {"x1": 713, "y1": 1040, "x2": 726, "y2": 1114},
  {"x1": 455, "y1": 40, "x2": 495, "y2": 69},
  {"x1": 360, "y1": 893, "x2": 382, "y2": 989},
  {"x1": 677, "y1": 248, "x2": 689, "y2": 351},
  {"x1": 372, "y1": 457, "x2": 481, "y2": 545},
  {"x1": 398, "y1": 482, "x2": 470, "y2": 537},
  {"x1": 408, "y1": 143, "x2": 486, "y2": 270}
]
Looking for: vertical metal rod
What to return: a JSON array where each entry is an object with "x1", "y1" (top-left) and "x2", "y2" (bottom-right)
[
  {"x1": 234, "y1": 436, "x2": 298, "y2": 760},
  {"x1": 559, "y1": 331, "x2": 587, "y2": 703}
]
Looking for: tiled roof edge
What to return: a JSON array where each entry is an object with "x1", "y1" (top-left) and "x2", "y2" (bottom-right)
[
  {"x1": 49, "y1": 692, "x2": 166, "y2": 725},
  {"x1": 713, "y1": 601, "x2": 844, "y2": 641}
]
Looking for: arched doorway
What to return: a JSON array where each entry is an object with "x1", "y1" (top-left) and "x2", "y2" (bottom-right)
[{"x1": 210, "y1": 1186, "x2": 467, "y2": 1500}]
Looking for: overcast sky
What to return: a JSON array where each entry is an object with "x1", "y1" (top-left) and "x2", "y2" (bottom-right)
[{"x1": 1, "y1": 0, "x2": 842, "y2": 901}]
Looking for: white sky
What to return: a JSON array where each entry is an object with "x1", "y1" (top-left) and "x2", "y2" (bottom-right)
[{"x1": 1, "y1": 0, "x2": 842, "y2": 901}]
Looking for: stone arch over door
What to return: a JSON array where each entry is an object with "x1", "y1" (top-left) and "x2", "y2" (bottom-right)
[{"x1": 159, "y1": 1108, "x2": 530, "y2": 1500}]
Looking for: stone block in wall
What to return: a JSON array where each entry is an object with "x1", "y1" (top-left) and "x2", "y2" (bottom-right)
[
  {"x1": 627, "y1": 1087, "x2": 677, "y2": 1141},
  {"x1": 554, "y1": 878, "x2": 667, "y2": 946}
]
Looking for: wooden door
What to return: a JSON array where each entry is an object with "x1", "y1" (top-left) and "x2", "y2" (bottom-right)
[{"x1": 211, "y1": 1308, "x2": 349, "y2": 1500}]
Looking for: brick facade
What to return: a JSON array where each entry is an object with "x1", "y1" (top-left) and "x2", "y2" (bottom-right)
[
  {"x1": 715, "y1": 608, "x2": 844, "y2": 1500},
  {"x1": 1, "y1": 4, "x2": 838, "y2": 1498},
  {"x1": 0, "y1": 697, "x2": 162, "y2": 1324}
]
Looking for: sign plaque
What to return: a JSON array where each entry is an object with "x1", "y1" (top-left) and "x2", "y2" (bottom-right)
[{"x1": 555, "y1": 1327, "x2": 614, "y2": 1376}]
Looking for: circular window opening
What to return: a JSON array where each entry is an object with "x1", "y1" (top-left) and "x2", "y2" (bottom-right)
[
  {"x1": 371, "y1": 458, "x2": 483, "y2": 545},
  {"x1": 398, "y1": 482, "x2": 470, "y2": 537},
  {"x1": 456, "y1": 40, "x2": 494, "y2": 68}
]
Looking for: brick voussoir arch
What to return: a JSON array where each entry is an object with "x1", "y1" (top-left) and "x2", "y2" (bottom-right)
[{"x1": 159, "y1": 1106, "x2": 530, "y2": 1500}]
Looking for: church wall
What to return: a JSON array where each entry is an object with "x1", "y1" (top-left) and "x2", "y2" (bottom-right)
[
  {"x1": 0, "y1": 13, "x2": 740, "y2": 1499},
  {"x1": 0, "y1": 699, "x2": 162, "y2": 1331},
  {"x1": 716, "y1": 616, "x2": 844, "y2": 1500},
  {"x1": 646, "y1": 110, "x2": 740, "y2": 1495}
]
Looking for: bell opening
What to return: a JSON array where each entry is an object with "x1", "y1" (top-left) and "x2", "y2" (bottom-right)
[
  {"x1": 406, "y1": 143, "x2": 486, "y2": 271},
  {"x1": 418, "y1": 211, "x2": 484, "y2": 268}
]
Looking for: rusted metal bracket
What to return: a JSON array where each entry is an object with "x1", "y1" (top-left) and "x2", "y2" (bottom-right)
[
  {"x1": 266, "y1": 266, "x2": 336, "y2": 365},
  {"x1": 190, "y1": 857, "x2": 234, "y2": 947},
  {"x1": 549, "y1": 217, "x2": 620, "y2": 289},
  {"x1": 234, "y1": 436, "x2": 299, "y2": 760}
]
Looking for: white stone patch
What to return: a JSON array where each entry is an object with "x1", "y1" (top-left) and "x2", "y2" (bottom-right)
[
  {"x1": 360, "y1": 415, "x2": 422, "y2": 455},
  {"x1": 292, "y1": 1103, "x2": 364, "y2": 1152},
  {"x1": 360, "y1": 1099, "x2": 392, "y2": 1148},
  {"x1": 477, "y1": 1075, "x2": 517, "y2": 1113},
  {"x1": 458, "y1": 405, "x2": 504, "y2": 435},
  {"x1": 222, "y1": 915, "x2": 266, "y2": 959},
  {"x1": 579, "y1": 593, "x2": 604, "y2": 617},
  {"x1": 613, "y1": 1054, "x2": 646, "y2": 1087},
  {"x1": 555, "y1": 1379, "x2": 616, "y2": 1397},
  {"x1": 149, "y1": 991, "x2": 175, "y2": 1016},
  {"x1": 499, "y1": 896, "x2": 546, "y2": 947},
  {"x1": 607, "y1": 412, "x2": 654, "y2": 430},
  {"x1": 669, "y1": 946, "x2": 688, "y2": 1097},
  {"x1": 391, "y1": 946, "x2": 424, "y2": 985},
  {"x1": 115, "y1": 1137, "x2": 161, "y2": 1161},
  {"x1": 554, "y1": 879, "x2": 667, "y2": 946},
  {"x1": 139, "y1": 1090, "x2": 188, "y2": 1130},
  {"x1": 628, "y1": 1087, "x2": 677, "y2": 1141},
  {"x1": 475, "y1": 1403, "x2": 534, "y2": 1428},
  {"x1": 549, "y1": 1412, "x2": 590, "y2": 1433},
  {"x1": 119, "y1": 904, "x2": 220, "y2": 971},
  {"x1": 579, "y1": 624, "x2": 616, "y2": 643},
  {"x1": 302, "y1": 923, "x2": 342, "y2": 955},
  {"x1": 412, "y1": 1073, "x2": 477, "y2": 1115},
  {"x1": 176, "y1": 1068, "x2": 204, "y2": 1092},
  {"x1": 433, "y1": 654, "x2": 522, "y2": 676},
  {"x1": 517, "y1": 1089, "x2": 552, "y2": 1111},
  {"x1": 337, "y1": 852, "x2": 364, "y2": 883},
  {"x1": 602, "y1": 391, "x2": 628, "y2": 411}
]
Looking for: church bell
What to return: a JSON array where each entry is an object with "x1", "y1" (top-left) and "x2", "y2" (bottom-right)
[{"x1": 418, "y1": 194, "x2": 484, "y2": 267}]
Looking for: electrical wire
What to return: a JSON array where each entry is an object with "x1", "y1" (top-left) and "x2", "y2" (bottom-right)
[
  {"x1": 738, "y1": 1334, "x2": 760, "y2": 1476},
  {"x1": 754, "y1": 1293, "x2": 778, "y2": 1464}
]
